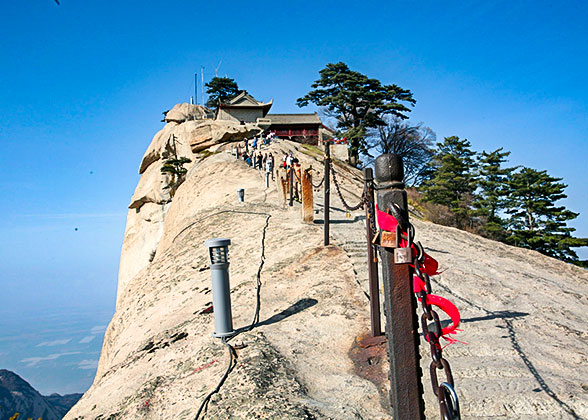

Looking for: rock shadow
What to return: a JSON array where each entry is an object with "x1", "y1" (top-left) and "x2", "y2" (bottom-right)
[
  {"x1": 460, "y1": 310, "x2": 529, "y2": 324},
  {"x1": 314, "y1": 215, "x2": 364, "y2": 225},
  {"x1": 433, "y1": 281, "x2": 583, "y2": 420},
  {"x1": 256, "y1": 298, "x2": 318, "y2": 328}
]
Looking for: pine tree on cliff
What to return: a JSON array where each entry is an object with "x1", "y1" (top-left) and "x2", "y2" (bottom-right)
[
  {"x1": 504, "y1": 167, "x2": 588, "y2": 266},
  {"x1": 473, "y1": 148, "x2": 517, "y2": 240},
  {"x1": 420, "y1": 136, "x2": 478, "y2": 228},
  {"x1": 296, "y1": 62, "x2": 415, "y2": 167},
  {"x1": 161, "y1": 135, "x2": 191, "y2": 197},
  {"x1": 205, "y1": 77, "x2": 240, "y2": 109}
]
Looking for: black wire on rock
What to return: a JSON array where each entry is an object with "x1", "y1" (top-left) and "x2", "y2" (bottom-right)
[
  {"x1": 242, "y1": 213, "x2": 270, "y2": 330},
  {"x1": 193, "y1": 339, "x2": 237, "y2": 420}
]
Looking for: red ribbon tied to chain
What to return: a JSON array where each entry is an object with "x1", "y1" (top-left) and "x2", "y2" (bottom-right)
[
  {"x1": 376, "y1": 204, "x2": 463, "y2": 345},
  {"x1": 376, "y1": 205, "x2": 439, "y2": 275},
  {"x1": 413, "y1": 276, "x2": 461, "y2": 339}
]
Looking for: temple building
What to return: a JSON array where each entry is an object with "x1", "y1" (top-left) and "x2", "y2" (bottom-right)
[
  {"x1": 216, "y1": 92, "x2": 273, "y2": 124},
  {"x1": 265, "y1": 113, "x2": 336, "y2": 145},
  {"x1": 216, "y1": 92, "x2": 335, "y2": 145}
]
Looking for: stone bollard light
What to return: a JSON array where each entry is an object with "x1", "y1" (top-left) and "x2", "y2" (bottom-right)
[{"x1": 204, "y1": 238, "x2": 235, "y2": 338}]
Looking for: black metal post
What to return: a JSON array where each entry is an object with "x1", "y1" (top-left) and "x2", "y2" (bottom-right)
[
  {"x1": 364, "y1": 168, "x2": 382, "y2": 337},
  {"x1": 324, "y1": 141, "x2": 331, "y2": 246},
  {"x1": 289, "y1": 165, "x2": 294, "y2": 207},
  {"x1": 375, "y1": 154, "x2": 425, "y2": 420}
]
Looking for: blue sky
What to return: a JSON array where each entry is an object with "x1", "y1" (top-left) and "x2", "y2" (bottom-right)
[{"x1": 0, "y1": 0, "x2": 586, "y2": 394}]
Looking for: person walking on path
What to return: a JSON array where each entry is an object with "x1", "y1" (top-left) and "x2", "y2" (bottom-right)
[
  {"x1": 267, "y1": 153, "x2": 275, "y2": 180},
  {"x1": 257, "y1": 151, "x2": 263, "y2": 170}
]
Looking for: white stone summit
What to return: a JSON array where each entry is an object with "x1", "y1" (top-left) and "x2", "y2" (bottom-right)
[{"x1": 65, "y1": 106, "x2": 588, "y2": 420}]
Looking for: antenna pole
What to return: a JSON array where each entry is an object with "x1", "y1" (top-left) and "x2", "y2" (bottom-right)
[
  {"x1": 194, "y1": 72, "x2": 198, "y2": 105},
  {"x1": 201, "y1": 66, "x2": 205, "y2": 106}
]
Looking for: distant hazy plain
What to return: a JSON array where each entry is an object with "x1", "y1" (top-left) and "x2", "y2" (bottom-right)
[{"x1": 0, "y1": 303, "x2": 112, "y2": 395}]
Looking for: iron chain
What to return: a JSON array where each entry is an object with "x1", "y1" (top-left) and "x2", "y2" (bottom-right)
[
  {"x1": 330, "y1": 165, "x2": 365, "y2": 211},
  {"x1": 365, "y1": 179, "x2": 378, "y2": 236},
  {"x1": 410, "y1": 223, "x2": 461, "y2": 420},
  {"x1": 310, "y1": 169, "x2": 325, "y2": 189}
]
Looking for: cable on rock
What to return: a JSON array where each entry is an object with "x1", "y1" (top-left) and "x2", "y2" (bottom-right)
[
  {"x1": 188, "y1": 209, "x2": 271, "y2": 420},
  {"x1": 193, "y1": 339, "x2": 237, "y2": 420}
]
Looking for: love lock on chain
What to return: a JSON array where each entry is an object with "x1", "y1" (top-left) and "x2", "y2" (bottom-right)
[{"x1": 394, "y1": 224, "x2": 413, "y2": 264}]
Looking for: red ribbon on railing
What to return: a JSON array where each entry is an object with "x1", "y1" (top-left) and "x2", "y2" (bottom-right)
[
  {"x1": 376, "y1": 205, "x2": 439, "y2": 275},
  {"x1": 376, "y1": 205, "x2": 463, "y2": 345},
  {"x1": 413, "y1": 276, "x2": 461, "y2": 339}
]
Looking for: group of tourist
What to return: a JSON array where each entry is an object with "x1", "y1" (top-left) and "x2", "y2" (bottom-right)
[
  {"x1": 231, "y1": 135, "x2": 304, "y2": 202},
  {"x1": 281, "y1": 152, "x2": 303, "y2": 202},
  {"x1": 232, "y1": 135, "x2": 277, "y2": 181}
]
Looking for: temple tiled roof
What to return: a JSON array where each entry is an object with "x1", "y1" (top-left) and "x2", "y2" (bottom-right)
[{"x1": 266, "y1": 113, "x2": 322, "y2": 125}]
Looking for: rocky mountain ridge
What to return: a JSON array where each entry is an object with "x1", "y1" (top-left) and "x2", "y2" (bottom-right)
[
  {"x1": 0, "y1": 369, "x2": 82, "y2": 420},
  {"x1": 64, "y1": 105, "x2": 588, "y2": 419}
]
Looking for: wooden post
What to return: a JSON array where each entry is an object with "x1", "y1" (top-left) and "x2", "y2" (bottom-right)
[
  {"x1": 301, "y1": 167, "x2": 314, "y2": 223},
  {"x1": 324, "y1": 141, "x2": 331, "y2": 246},
  {"x1": 375, "y1": 154, "x2": 425, "y2": 420},
  {"x1": 364, "y1": 168, "x2": 382, "y2": 337},
  {"x1": 279, "y1": 169, "x2": 288, "y2": 204}
]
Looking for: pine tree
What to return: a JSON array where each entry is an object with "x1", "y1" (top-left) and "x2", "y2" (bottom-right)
[
  {"x1": 205, "y1": 77, "x2": 240, "y2": 109},
  {"x1": 160, "y1": 135, "x2": 191, "y2": 198},
  {"x1": 474, "y1": 148, "x2": 517, "y2": 240},
  {"x1": 420, "y1": 136, "x2": 478, "y2": 228},
  {"x1": 505, "y1": 167, "x2": 588, "y2": 265},
  {"x1": 296, "y1": 62, "x2": 415, "y2": 167}
]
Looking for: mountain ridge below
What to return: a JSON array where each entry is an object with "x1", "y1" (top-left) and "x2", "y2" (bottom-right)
[{"x1": 0, "y1": 369, "x2": 82, "y2": 420}]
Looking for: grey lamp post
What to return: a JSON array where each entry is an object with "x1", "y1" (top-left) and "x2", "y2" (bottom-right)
[{"x1": 204, "y1": 238, "x2": 235, "y2": 338}]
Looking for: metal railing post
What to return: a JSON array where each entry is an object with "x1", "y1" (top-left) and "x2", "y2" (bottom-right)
[
  {"x1": 364, "y1": 168, "x2": 382, "y2": 337},
  {"x1": 375, "y1": 154, "x2": 425, "y2": 420},
  {"x1": 324, "y1": 141, "x2": 331, "y2": 245}
]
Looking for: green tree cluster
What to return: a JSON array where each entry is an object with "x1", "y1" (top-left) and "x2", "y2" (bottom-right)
[
  {"x1": 420, "y1": 136, "x2": 587, "y2": 266},
  {"x1": 420, "y1": 136, "x2": 477, "y2": 229},
  {"x1": 505, "y1": 168, "x2": 587, "y2": 264}
]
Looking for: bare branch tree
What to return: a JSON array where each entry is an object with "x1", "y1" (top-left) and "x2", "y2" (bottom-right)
[{"x1": 367, "y1": 116, "x2": 435, "y2": 186}]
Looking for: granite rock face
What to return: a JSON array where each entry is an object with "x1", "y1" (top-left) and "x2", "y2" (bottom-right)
[
  {"x1": 121, "y1": 104, "x2": 263, "y2": 298},
  {"x1": 163, "y1": 103, "x2": 214, "y2": 124}
]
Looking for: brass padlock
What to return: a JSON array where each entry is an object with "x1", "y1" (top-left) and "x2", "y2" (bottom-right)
[
  {"x1": 380, "y1": 230, "x2": 397, "y2": 248},
  {"x1": 394, "y1": 224, "x2": 413, "y2": 264}
]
